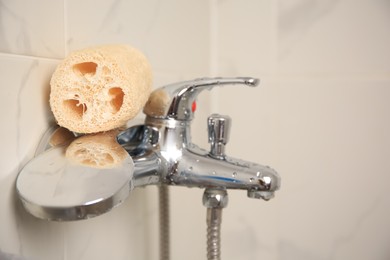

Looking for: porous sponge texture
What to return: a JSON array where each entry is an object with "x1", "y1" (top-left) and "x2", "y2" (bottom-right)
[
  {"x1": 65, "y1": 131, "x2": 128, "y2": 169},
  {"x1": 50, "y1": 45, "x2": 152, "y2": 133}
]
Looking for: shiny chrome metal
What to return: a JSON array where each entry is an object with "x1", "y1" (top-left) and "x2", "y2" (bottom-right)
[
  {"x1": 203, "y1": 189, "x2": 228, "y2": 260},
  {"x1": 159, "y1": 185, "x2": 170, "y2": 260},
  {"x1": 206, "y1": 207, "x2": 223, "y2": 260},
  {"x1": 117, "y1": 125, "x2": 164, "y2": 187},
  {"x1": 208, "y1": 114, "x2": 231, "y2": 159},
  {"x1": 144, "y1": 77, "x2": 259, "y2": 121},
  {"x1": 16, "y1": 145, "x2": 134, "y2": 221},
  {"x1": 121, "y1": 77, "x2": 280, "y2": 200},
  {"x1": 34, "y1": 126, "x2": 76, "y2": 156},
  {"x1": 203, "y1": 188, "x2": 228, "y2": 209},
  {"x1": 118, "y1": 119, "x2": 280, "y2": 195},
  {"x1": 247, "y1": 190, "x2": 275, "y2": 201}
]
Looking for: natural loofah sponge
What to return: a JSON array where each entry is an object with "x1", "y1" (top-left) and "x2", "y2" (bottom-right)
[
  {"x1": 50, "y1": 44, "x2": 152, "y2": 133},
  {"x1": 65, "y1": 131, "x2": 128, "y2": 169},
  {"x1": 143, "y1": 89, "x2": 170, "y2": 117}
]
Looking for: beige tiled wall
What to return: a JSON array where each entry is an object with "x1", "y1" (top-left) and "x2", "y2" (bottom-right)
[
  {"x1": 1, "y1": 0, "x2": 389, "y2": 260},
  {"x1": 215, "y1": 1, "x2": 390, "y2": 260}
]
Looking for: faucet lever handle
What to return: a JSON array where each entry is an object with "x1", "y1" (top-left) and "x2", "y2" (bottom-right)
[
  {"x1": 144, "y1": 77, "x2": 259, "y2": 120},
  {"x1": 208, "y1": 114, "x2": 231, "y2": 159}
]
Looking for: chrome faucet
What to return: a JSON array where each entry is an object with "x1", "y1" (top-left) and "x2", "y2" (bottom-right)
[{"x1": 117, "y1": 77, "x2": 280, "y2": 200}]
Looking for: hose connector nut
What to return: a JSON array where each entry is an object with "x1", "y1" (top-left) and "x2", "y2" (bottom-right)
[{"x1": 202, "y1": 188, "x2": 229, "y2": 208}]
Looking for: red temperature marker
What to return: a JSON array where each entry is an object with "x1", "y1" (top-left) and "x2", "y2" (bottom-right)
[{"x1": 192, "y1": 101, "x2": 197, "y2": 113}]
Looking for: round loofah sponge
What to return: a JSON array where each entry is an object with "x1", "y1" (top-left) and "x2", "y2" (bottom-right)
[
  {"x1": 50, "y1": 44, "x2": 152, "y2": 133},
  {"x1": 65, "y1": 131, "x2": 128, "y2": 169}
]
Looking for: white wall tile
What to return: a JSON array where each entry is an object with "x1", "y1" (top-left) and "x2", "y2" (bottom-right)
[
  {"x1": 0, "y1": 1, "x2": 65, "y2": 58},
  {"x1": 275, "y1": 79, "x2": 390, "y2": 260},
  {"x1": 213, "y1": 77, "x2": 390, "y2": 260},
  {"x1": 217, "y1": 0, "x2": 277, "y2": 76},
  {"x1": 214, "y1": 0, "x2": 390, "y2": 259},
  {"x1": 64, "y1": 187, "x2": 158, "y2": 260},
  {"x1": 0, "y1": 54, "x2": 63, "y2": 259},
  {"x1": 66, "y1": 0, "x2": 210, "y2": 77},
  {"x1": 278, "y1": 0, "x2": 390, "y2": 77}
]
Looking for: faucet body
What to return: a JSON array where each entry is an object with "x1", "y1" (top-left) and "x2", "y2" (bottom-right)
[{"x1": 118, "y1": 77, "x2": 280, "y2": 200}]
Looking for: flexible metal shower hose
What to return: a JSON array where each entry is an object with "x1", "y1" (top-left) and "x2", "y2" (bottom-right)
[
  {"x1": 159, "y1": 185, "x2": 224, "y2": 260},
  {"x1": 207, "y1": 207, "x2": 223, "y2": 260},
  {"x1": 159, "y1": 184, "x2": 170, "y2": 260}
]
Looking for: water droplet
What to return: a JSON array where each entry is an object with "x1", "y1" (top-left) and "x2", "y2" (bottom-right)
[
  {"x1": 256, "y1": 171, "x2": 261, "y2": 177},
  {"x1": 212, "y1": 171, "x2": 216, "y2": 175},
  {"x1": 232, "y1": 172, "x2": 237, "y2": 178},
  {"x1": 196, "y1": 159, "x2": 200, "y2": 163},
  {"x1": 249, "y1": 177, "x2": 254, "y2": 183},
  {"x1": 188, "y1": 166, "x2": 193, "y2": 171}
]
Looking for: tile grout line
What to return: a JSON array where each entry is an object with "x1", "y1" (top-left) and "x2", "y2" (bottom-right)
[
  {"x1": 274, "y1": 73, "x2": 390, "y2": 82},
  {"x1": 0, "y1": 52, "x2": 61, "y2": 62},
  {"x1": 62, "y1": 0, "x2": 69, "y2": 258},
  {"x1": 63, "y1": 0, "x2": 69, "y2": 56}
]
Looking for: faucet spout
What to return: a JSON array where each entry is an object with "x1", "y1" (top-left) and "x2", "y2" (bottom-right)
[
  {"x1": 169, "y1": 145, "x2": 280, "y2": 200},
  {"x1": 117, "y1": 123, "x2": 281, "y2": 201}
]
